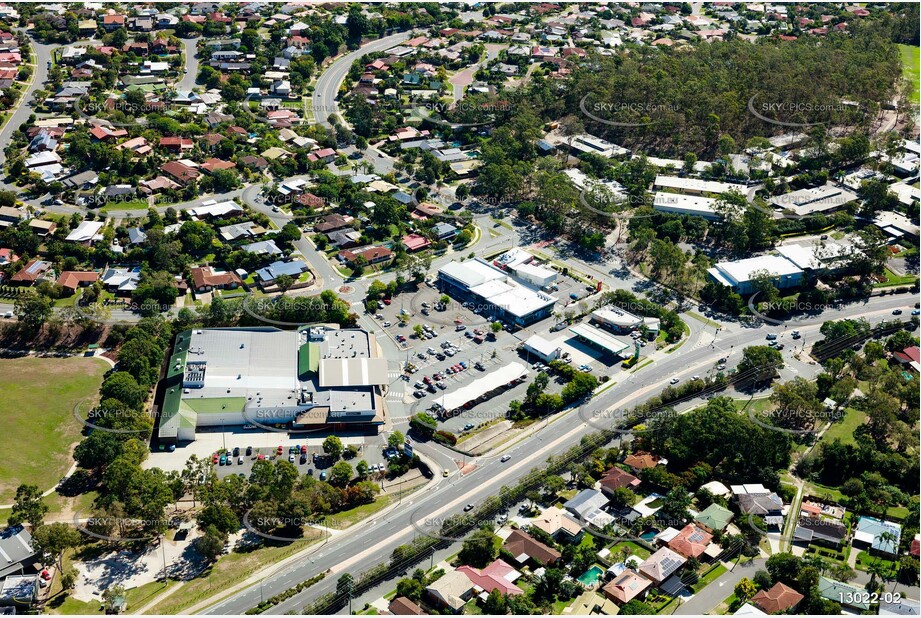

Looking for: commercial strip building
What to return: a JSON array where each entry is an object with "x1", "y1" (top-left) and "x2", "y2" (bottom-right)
[
  {"x1": 568, "y1": 323, "x2": 633, "y2": 358},
  {"x1": 493, "y1": 248, "x2": 558, "y2": 288},
  {"x1": 769, "y1": 183, "x2": 858, "y2": 217},
  {"x1": 157, "y1": 326, "x2": 388, "y2": 442},
  {"x1": 430, "y1": 362, "x2": 528, "y2": 418},
  {"x1": 653, "y1": 175, "x2": 746, "y2": 197},
  {"x1": 706, "y1": 254, "x2": 804, "y2": 295},
  {"x1": 520, "y1": 334, "x2": 562, "y2": 363},
  {"x1": 653, "y1": 192, "x2": 719, "y2": 219},
  {"x1": 437, "y1": 259, "x2": 557, "y2": 327}
]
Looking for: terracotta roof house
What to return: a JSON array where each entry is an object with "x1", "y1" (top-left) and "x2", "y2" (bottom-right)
[
  {"x1": 639, "y1": 547, "x2": 686, "y2": 583},
  {"x1": 599, "y1": 466, "x2": 641, "y2": 495},
  {"x1": 893, "y1": 346, "x2": 920, "y2": 365},
  {"x1": 190, "y1": 266, "x2": 243, "y2": 293},
  {"x1": 314, "y1": 213, "x2": 354, "y2": 233},
  {"x1": 388, "y1": 596, "x2": 424, "y2": 615},
  {"x1": 339, "y1": 246, "x2": 393, "y2": 266},
  {"x1": 201, "y1": 158, "x2": 236, "y2": 172},
  {"x1": 56, "y1": 270, "x2": 99, "y2": 294},
  {"x1": 502, "y1": 529, "x2": 561, "y2": 566},
  {"x1": 624, "y1": 451, "x2": 665, "y2": 472},
  {"x1": 161, "y1": 160, "x2": 200, "y2": 186},
  {"x1": 601, "y1": 569, "x2": 652, "y2": 604},
  {"x1": 296, "y1": 193, "x2": 326, "y2": 209},
  {"x1": 159, "y1": 136, "x2": 194, "y2": 152},
  {"x1": 667, "y1": 524, "x2": 713, "y2": 559},
  {"x1": 239, "y1": 155, "x2": 269, "y2": 170},
  {"x1": 530, "y1": 505, "x2": 583, "y2": 541},
  {"x1": 0, "y1": 248, "x2": 19, "y2": 265},
  {"x1": 10, "y1": 259, "x2": 53, "y2": 284},
  {"x1": 752, "y1": 582, "x2": 804, "y2": 614},
  {"x1": 402, "y1": 233, "x2": 431, "y2": 252},
  {"x1": 457, "y1": 559, "x2": 523, "y2": 596}
]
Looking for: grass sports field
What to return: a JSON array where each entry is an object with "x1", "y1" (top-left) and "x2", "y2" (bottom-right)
[
  {"x1": 898, "y1": 44, "x2": 920, "y2": 104},
  {"x1": 0, "y1": 356, "x2": 109, "y2": 504}
]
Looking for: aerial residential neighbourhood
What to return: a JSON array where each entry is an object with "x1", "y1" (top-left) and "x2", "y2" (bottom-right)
[{"x1": 0, "y1": 1, "x2": 918, "y2": 616}]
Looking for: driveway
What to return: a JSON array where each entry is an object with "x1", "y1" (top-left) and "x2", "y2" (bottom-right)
[{"x1": 675, "y1": 559, "x2": 766, "y2": 615}]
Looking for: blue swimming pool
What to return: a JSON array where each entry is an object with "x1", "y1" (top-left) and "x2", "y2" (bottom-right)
[{"x1": 577, "y1": 565, "x2": 604, "y2": 587}]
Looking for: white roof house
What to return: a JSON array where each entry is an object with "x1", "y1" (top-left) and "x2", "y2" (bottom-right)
[
  {"x1": 65, "y1": 220, "x2": 105, "y2": 242},
  {"x1": 568, "y1": 133, "x2": 629, "y2": 158}
]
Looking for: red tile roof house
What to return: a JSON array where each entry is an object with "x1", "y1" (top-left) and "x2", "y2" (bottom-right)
[
  {"x1": 160, "y1": 161, "x2": 200, "y2": 186},
  {"x1": 456, "y1": 559, "x2": 523, "y2": 596},
  {"x1": 402, "y1": 233, "x2": 431, "y2": 252},
  {"x1": 101, "y1": 14, "x2": 126, "y2": 30},
  {"x1": 502, "y1": 529, "x2": 562, "y2": 566},
  {"x1": 599, "y1": 466, "x2": 641, "y2": 496},
  {"x1": 667, "y1": 524, "x2": 713, "y2": 559},
  {"x1": 296, "y1": 193, "x2": 326, "y2": 209},
  {"x1": 56, "y1": 271, "x2": 99, "y2": 295},
  {"x1": 201, "y1": 158, "x2": 236, "y2": 172},
  {"x1": 159, "y1": 136, "x2": 194, "y2": 152},
  {"x1": 339, "y1": 246, "x2": 393, "y2": 266},
  {"x1": 190, "y1": 266, "x2": 243, "y2": 293},
  {"x1": 314, "y1": 213, "x2": 354, "y2": 233},
  {"x1": 624, "y1": 451, "x2": 665, "y2": 473},
  {"x1": 388, "y1": 596, "x2": 424, "y2": 615},
  {"x1": 751, "y1": 582, "x2": 804, "y2": 614},
  {"x1": 0, "y1": 248, "x2": 19, "y2": 265},
  {"x1": 893, "y1": 346, "x2": 920, "y2": 365},
  {"x1": 10, "y1": 259, "x2": 53, "y2": 285},
  {"x1": 89, "y1": 125, "x2": 128, "y2": 141}
]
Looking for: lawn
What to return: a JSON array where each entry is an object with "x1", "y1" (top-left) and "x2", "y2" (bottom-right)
[
  {"x1": 692, "y1": 563, "x2": 727, "y2": 593},
  {"x1": 608, "y1": 540, "x2": 651, "y2": 560},
  {"x1": 898, "y1": 45, "x2": 920, "y2": 104},
  {"x1": 855, "y1": 551, "x2": 899, "y2": 578},
  {"x1": 874, "y1": 266, "x2": 918, "y2": 289},
  {"x1": 320, "y1": 494, "x2": 393, "y2": 529},
  {"x1": 0, "y1": 356, "x2": 109, "y2": 504},
  {"x1": 100, "y1": 198, "x2": 151, "y2": 212},
  {"x1": 147, "y1": 537, "x2": 319, "y2": 614},
  {"x1": 819, "y1": 407, "x2": 865, "y2": 446}
]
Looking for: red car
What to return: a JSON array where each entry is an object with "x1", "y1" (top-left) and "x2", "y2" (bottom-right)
[
  {"x1": 212, "y1": 453, "x2": 219, "y2": 464},
  {"x1": 423, "y1": 375, "x2": 432, "y2": 384},
  {"x1": 383, "y1": 298, "x2": 392, "y2": 305},
  {"x1": 276, "y1": 445, "x2": 283, "y2": 455},
  {"x1": 300, "y1": 444, "x2": 307, "y2": 454}
]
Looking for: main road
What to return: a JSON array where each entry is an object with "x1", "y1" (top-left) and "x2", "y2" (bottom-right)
[{"x1": 203, "y1": 295, "x2": 913, "y2": 615}]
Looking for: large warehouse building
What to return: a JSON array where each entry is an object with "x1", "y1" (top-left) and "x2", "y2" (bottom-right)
[
  {"x1": 157, "y1": 326, "x2": 388, "y2": 442},
  {"x1": 706, "y1": 255, "x2": 804, "y2": 294},
  {"x1": 437, "y1": 258, "x2": 557, "y2": 327}
]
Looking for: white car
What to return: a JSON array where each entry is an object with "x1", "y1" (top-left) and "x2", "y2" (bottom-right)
[
  {"x1": 500, "y1": 455, "x2": 511, "y2": 463},
  {"x1": 382, "y1": 321, "x2": 391, "y2": 327},
  {"x1": 670, "y1": 378, "x2": 679, "y2": 384}
]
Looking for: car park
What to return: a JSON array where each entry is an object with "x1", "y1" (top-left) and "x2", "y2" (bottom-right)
[
  {"x1": 414, "y1": 390, "x2": 425, "y2": 398},
  {"x1": 437, "y1": 382, "x2": 447, "y2": 390},
  {"x1": 238, "y1": 456, "x2": 244, "y2": 465}
]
